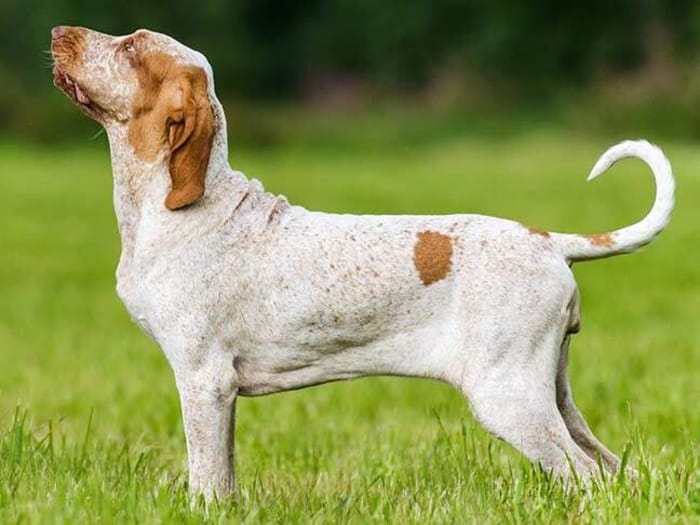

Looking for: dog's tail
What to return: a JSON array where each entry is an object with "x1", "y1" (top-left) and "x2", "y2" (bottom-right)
[{"x1": 549, "y1": 140, "x2": 674, "y2": 263}]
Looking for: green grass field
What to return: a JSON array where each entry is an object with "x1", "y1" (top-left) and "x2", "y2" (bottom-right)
[{"x1": 0, "y1": 129, "x2": 698, "y2": 523}]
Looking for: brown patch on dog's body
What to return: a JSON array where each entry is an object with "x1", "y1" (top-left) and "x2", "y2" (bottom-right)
[
  {"x1": 127, "y1": 51, "x2": 215, "y2": 209},
  {"x1": 413, "y1": 231, "x2": 453, "y2": 286},
  {"x1": 584, "y1": 233, "x2": 615, "y2": 247},
  {"x1": 527, "y1": 227, "x2": 551, "y2": 238}
]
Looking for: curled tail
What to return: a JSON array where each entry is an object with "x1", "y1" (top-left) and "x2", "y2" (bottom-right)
[{"x1": 550, "y1": 140, "x2": 675, "y2": 262}]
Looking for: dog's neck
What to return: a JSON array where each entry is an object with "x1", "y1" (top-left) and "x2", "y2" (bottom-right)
[
  {"x1": 104, "y1": 100, "x2": 250, "y2": 261},
  {"x1": 104, "y1": 96, "x2": 296, "y2": 289}
]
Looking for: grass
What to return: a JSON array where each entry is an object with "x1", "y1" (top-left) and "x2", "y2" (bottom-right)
[{"x1": 0, "y1": 127, "x2": 698, "y2": 523}]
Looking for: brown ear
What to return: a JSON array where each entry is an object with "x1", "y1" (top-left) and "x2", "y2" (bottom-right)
[{"x1": 164, "y1": 70, "x2": 215, "y2": 210}]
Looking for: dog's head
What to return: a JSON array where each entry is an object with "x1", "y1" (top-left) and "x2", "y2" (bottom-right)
[{"x1": 51, "y1": 26, "x2": 218, "y2": 210}]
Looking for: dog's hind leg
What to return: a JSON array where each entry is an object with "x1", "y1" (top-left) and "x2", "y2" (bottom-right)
[
  {"x1": 462, "y1": 329, "x2": 600, "y2": 482},
  {"x1": 555, "y1": 336, "x2": 627, "y2": 475}
]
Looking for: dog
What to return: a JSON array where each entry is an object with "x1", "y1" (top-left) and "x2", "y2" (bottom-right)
[{"x1": 51, "y1": 26, "x2": 675, "y2": 499}]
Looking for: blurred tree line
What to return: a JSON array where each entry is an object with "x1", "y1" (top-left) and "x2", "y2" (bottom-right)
[{"x1": 1, "y1": 0, "x2": 700, "y2": 141}]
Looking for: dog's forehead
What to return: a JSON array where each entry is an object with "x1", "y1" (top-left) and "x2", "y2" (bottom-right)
[{"x1": 131, "y1": 29, "x2": 212, "y2": 75}]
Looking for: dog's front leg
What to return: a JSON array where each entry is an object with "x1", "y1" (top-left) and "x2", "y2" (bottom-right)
[{"x1": 178, "y1": 375, "x2": 237, "y2": 501}]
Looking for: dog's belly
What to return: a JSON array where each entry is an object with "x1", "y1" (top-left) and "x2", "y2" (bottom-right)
[{"x1": 234, "y1": 297, "x2": 464, "y2": 396}]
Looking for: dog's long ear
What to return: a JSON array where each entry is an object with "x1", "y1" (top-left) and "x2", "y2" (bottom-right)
[{"x1": 164, "y1": 69, "x2": 215, "y2": 210}]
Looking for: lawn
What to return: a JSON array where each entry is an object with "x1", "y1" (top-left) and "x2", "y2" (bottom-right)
[{"x1": 0, "y1": 128, "x2": 698, "y2": 523}]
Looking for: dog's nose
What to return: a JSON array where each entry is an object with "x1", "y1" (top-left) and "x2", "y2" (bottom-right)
[{"x1": 51, "y1": 26, "x2": 68, "y2": 40}]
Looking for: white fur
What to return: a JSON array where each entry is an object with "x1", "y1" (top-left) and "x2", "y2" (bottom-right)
[{"x1": 51, "y1": 26, "x2": 675, "y2": 500}]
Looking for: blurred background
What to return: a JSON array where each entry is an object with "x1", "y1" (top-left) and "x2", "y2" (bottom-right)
[{"x1": 3, "y1": 0, "x2": 700, "y2": 143}]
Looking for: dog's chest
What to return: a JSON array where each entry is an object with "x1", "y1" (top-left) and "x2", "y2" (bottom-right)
[{"x1": 115, "y1": 255, "x2": 163, "y2": 338}]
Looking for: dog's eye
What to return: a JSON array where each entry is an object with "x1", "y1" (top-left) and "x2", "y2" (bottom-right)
[
  {"x1": 118, "y1": 39, "x2": 139, "y2": 66},
  {"x1": 120, "y1": 39, "x2": 136, "y2": 55}
]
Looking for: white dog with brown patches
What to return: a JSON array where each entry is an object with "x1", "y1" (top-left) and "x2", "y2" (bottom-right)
[{"x1": 51, "y1": 26, "x2": 674, "y2": 500}]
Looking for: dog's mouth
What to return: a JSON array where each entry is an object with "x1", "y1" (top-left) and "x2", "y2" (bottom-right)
[{"x1": 53, "y1": 65, "x2": 105, "y2": 121}]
